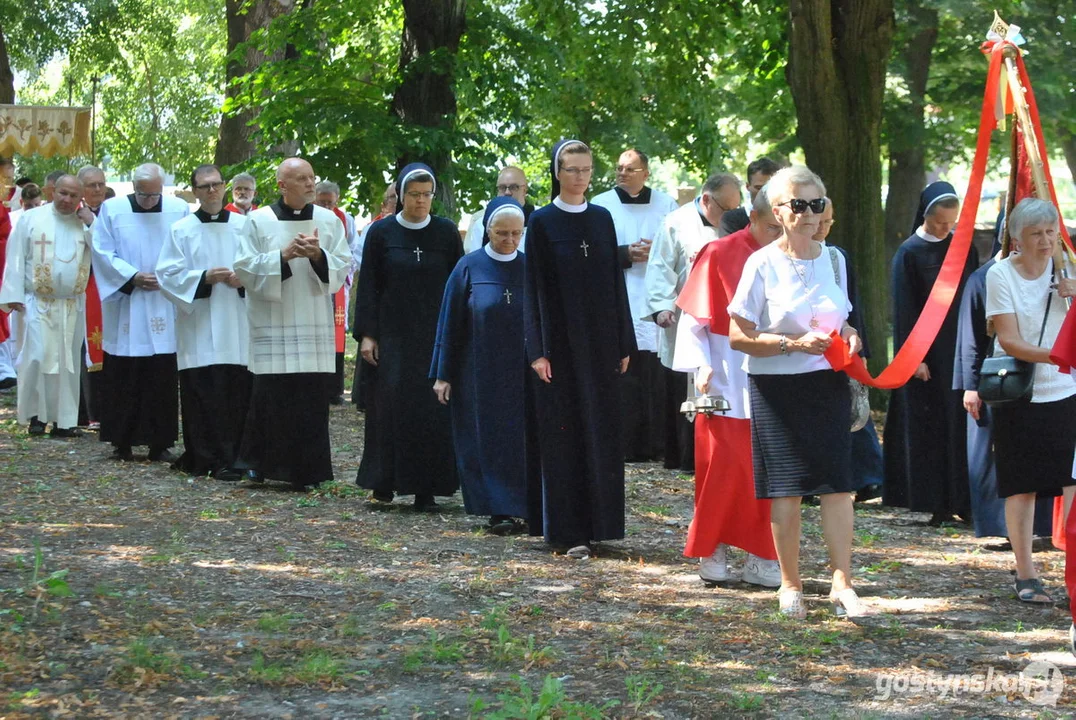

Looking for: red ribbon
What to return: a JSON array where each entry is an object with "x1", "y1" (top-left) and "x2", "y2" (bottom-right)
[{"x1": 828, "y1": 41, "x2": 1071, "y2": 388}]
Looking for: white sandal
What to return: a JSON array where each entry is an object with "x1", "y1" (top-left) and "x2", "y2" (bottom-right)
[
  {"x1": 778, "y1": 588, "x2": 807, "y2": 619},
  {"x1": 829, "y1": 587, "x2": 868, "y2": 618}
]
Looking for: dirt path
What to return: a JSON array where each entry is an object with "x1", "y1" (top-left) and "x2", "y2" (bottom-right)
[{"x1": 1, "y1": 376, "x2": 1075, "y2": 719}]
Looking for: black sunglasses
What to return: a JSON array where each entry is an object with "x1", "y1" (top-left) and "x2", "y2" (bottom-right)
[{"x1": 779, "y1": 198, "x2": 827, "y2": 214}]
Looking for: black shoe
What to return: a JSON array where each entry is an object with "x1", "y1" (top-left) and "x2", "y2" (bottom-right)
[
  {"x1": 112, "y1": 446, "x2": 134, "y2": 461},
  {"x1": 855, "y1": 484, "x2": 881, "y2": 503},
  {"x1": 488, "y1": 516, "x2": 516, "y2": 536},
  {"x1": 50, "y1": 427, "x2": 83, "y2": 438},
  {"x1": 0, "y1": 377, "x2": 16, "y2": 390},
  {"x1": 27, "y1": 417, "x2": 47, "y2": 436},
  {"x1": 147, "y1": 448, "x2": 176, "y2": 463},
  {"x1": 329, "y1": 395, "x2": 345, "y2": 406},
  {"x1": 368, "y1": 490, "x2": 394, "y2": 506},
  {"x1": 213, "y1": 467, "x2": 242, "y2": 482},
  {"x1": 244, "y1": 469, "x2": 263, "y2": 483},
  {"x1": 927, "y1": 512, "x2": 952, "y2": 527},
  {"x1": 413, "y1": 494, "x2": 441, "y2": 512}
]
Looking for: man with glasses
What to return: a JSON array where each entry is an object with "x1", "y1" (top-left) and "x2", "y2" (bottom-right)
[
  {"x1": 643, "y1": 172, "x2": 742, "y2": 472},
  {"x1": 463, "y1": 166, "x2": 533, "y2": 253},
  {"x1": 73, "y1": 166, "x2": 110, "y2": 430},
  {"x1": 593, "y1": 148, "x2": 678, "y2": 464},
  {"x1": 91, "y1": 162, "x2": 189, "y2": 461},
  {"x1": 157, "y1": 163, "x2": 252, "y2": 481},
  {"x1": 225, "y1": 173, "x2": 258, "y2": 216}
]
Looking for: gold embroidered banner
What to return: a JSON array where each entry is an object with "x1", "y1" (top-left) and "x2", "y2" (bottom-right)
[{"x1": 0, "y1": 105, "x2": 92, "y2": 159}]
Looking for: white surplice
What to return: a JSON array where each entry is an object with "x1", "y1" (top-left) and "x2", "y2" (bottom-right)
[
  {"x1": 591, "y1": 187, "x2": 678, "y2": 352},
  {"x1": 643, "y1": 200, "x2": 721, "y2": 368},
  {"x1": 0, "y1": 204, "x2": 92, "y2": 426},
  {"x1": 91, "y1": 195, "x2": 190, "y2": 356},
  {"x1": 157, "y1": 209, "x2": 249, "y2": 371},
  {"x1": 234, "y1": 200, "x2": 351, "y2": 375}
]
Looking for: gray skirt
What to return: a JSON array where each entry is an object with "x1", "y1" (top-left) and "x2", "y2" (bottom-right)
[{"x1": 749, "y1": 370, "x2": 853, "y2": 498}]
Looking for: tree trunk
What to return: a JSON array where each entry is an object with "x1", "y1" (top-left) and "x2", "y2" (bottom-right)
[
  {"x1": 215, "y1": 0, "x2": 295, "y2": 167},
  {"x1": 786, "y1": 0, "x2": 894, "y2": 378},
  {"x1": 391, "y1": 0, "x2": 466, "y2": 219},
  {"x1": 0, "y1": 23, "x2": 14, "y2": 105},
  {"x1": 883, "y1": 3, "x2": 938, "y2": 261}
]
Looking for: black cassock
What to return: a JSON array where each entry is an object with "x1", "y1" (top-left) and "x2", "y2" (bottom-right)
[
  {"x1": 524, "y1": 202, "x2": 636, "y2": 545},
  {"x1": 883, "y1": 232, "x2": 977, "y2": 515},
  {"x1": 354, "y1": 214, "x2": 461, "y2": 497},
  {"x1": 953, "y1": 258, "x2": 1053, "y2": 538}
]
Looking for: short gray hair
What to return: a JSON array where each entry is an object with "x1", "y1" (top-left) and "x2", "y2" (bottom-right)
[
  {"x1": 701, "y1": 172, "x2": 740, "y2": 196},
  {"x1": 76, "y1": 165, "x2": 104, "y2": 182},
  {"x1": 1008, "y1": 197, "x2": 1059, "y2": 242},
  {"x1": 231, "y1": 172, "x2": 256, "y2": 188},
  {"x1": 766, "y1": 165, "x2": 826, "y2": 207},
  {"x1": 752, "y1": 183, "x2": 772, "y2": 215},
  {"x1": 133, "y1": 163, "x2": 165, "y2": 184},
  {"x1": 316, "y1": 180, "x2": 340, "y2": 196}
]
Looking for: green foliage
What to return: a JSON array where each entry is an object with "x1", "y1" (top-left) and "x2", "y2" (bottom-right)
[{"x1": 479, "y1": 674, "x2": 620, "y2": 719}]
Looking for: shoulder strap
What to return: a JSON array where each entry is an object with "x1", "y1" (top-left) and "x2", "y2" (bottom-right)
[
  {"x1": 828, "y1": 246, "x2": 840, "y2": 286},
  {"x1": 1035, "y1": 270, "x2": 1054, "y2": 347}
]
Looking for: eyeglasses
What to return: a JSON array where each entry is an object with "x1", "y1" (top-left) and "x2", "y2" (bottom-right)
[
  {"x1": 497, "y1": 183, "x2": 525, "y2": 194},
  {"x1": 707, "y1": 194, "x2": 737, "y2": 213},
  {"x1": 405, "y1": 191, "x2": 435, "y2": 200},
  {"x1": 135, "y1": 192, "x2": 162, "y2": 200},
  {"x1": 195, "y1": 181, "x2": 225, "y2": 191},
  {"x1": 560, "y1": 166, "x2": 593, "y2": 177},
  {"x1": 233, "y1": 186, "x2": 255, "y2": 194},
  {"x1": 615, "y1": 166, "x2": 646, "y2": 174},
  {"x1": 779, "y1": 198, "x2": 827, "y2": 214}
]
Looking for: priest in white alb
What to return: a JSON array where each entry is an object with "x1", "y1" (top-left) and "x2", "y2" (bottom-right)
[
  {"x1": 91, "y1": 162, "x2": 189, "y2": 461},
  {"x1": 643, "y1": 172, "x2": 742, "y2": 471},
  {"x1": 0, "y1": 175, "x2": 93, "y2": 437},
  {"x1": 233, "y1": 157, "x2": 350, "y2": 489},
  {"x1": 157, "y1": 163, "x2": 251, "y2": 481},
  {"x1": 592, "y1": 148, "x2": 678, "y2": 463}
]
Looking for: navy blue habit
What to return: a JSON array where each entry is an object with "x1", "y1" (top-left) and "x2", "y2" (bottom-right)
[
  {"x1": 430, "y1": 196, "x2": 528, "y2": 518},
  {"x1": 883, "y1": 182, "x2": 978, "y2": 518},
  {"x1": 354, "y1": 164, "x2": 462, "y2": 497},
  {"x1": 524, "y1": 140, "x2": 637, "y2": 546},
  {"x1": 953, "y1": 227, "x2": 1053, "y2": 538}
]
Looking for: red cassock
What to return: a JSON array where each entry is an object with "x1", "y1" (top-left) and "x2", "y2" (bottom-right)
[
  {"x1": 224, "y1": 202, "x2": 258, "y2": 215},
  {"x1": 0, "y1": 204, "x2": 10, "y2": 343},
  {"x1": 675, "y1": 227, "x2": 776, "y2": 560},
  {"x1": 331, "y1": 207, "x2": 348, "y2": 353}
]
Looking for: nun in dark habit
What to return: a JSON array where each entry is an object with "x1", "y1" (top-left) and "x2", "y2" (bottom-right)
[
  {"x1": 953, "y1": 215, "x2": 1053, "y2": 539},
  {"x1": 354, "y1": 163, "x2": 462, "y2": 511},
  {"x1": 883, "y1": 181, "x2": 978, "y2": 524},
  {"x1": 524, "y1": 139, "x2": 636, "y2": 559},
  {"x1": 430, "y1": 196, "x2": 528, "y2": 535}
]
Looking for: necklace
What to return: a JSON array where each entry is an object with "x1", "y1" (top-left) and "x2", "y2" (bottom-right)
[{"x1": 784, "y1": 244, "x2": 819, "y2": 329}]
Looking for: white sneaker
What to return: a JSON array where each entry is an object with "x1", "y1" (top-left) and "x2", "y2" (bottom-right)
[
  {"x1": 699, "y1": 544, "x2": 729, "y2": 582},
  {"x1": 741, "y1": 554, "x2": 781, "y2": 588}
]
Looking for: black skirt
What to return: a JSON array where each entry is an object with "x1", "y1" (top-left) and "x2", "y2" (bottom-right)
[
  {"x1": 749, "y1": 370, "x2": 853, "y2": 498},
  {"x1": 993, "y1": 394, "x2": 1076, "y2": 499}
]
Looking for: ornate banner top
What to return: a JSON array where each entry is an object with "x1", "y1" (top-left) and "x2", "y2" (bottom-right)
[{"x1": 0, "y1": 105, "x2": 92, "y2": 159}]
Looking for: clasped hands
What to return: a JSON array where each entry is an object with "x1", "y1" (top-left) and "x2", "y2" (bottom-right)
[
  {"x1": 282, "y1": 228, "x2": 322, "y2": 262},
  {"x1": 206, "y1": 267, "x2": 243, "y2": 289}
]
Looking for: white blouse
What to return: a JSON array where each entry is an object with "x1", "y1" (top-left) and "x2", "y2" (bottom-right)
[
  {"x1": 985, "y1": 257, "x2": 1075, "y2": 404},
  {"x1": 728, "y1": 240, "x2": 852, "y2": 375}
]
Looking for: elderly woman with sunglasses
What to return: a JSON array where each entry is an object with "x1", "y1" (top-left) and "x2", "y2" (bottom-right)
[{"x1": 728, "y1": 166, "x2": 864, "y2": 619}]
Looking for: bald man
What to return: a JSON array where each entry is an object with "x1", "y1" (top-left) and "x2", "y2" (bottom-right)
[
  {"x1": 233, "y1": 157, "x2": 351, "y2": 489},
  {"x1": 463, "y1": 166, "x2": 533, "y2": 253}
]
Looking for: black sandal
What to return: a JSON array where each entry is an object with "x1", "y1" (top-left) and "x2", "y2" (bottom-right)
[{"x1": 1014, "y1": 577, "x2": 1054, "y2": 605}]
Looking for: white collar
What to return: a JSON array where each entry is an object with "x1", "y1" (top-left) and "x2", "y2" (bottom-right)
[
  {"x1": 484, "y1": 243, "x2": 517, "y2": 262},
  {"x1": 553, "y1": 196, "x2": 587, "y2": 213},
  {"x1": 915, "y1": 225, "x2": 946, "y2": 243},
  {"x1": 396, "y1": 212, "x2": 431, "y2": 230}
]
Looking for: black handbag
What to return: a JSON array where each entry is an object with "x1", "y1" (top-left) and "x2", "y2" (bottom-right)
[{"x1": 977, "y1": 277, "x2": 1053, "y2": 408}]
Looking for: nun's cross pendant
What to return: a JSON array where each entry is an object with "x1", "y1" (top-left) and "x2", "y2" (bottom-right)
[
  {"x1": 414, "y1": 247, "x2": 423, "y2": 262},
  {"x1": 503, "y1": 288, "x2": 513, "y2": 304},
  {"x1": 579, "y1": 240, "x2": 589, "y2": 258}
]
